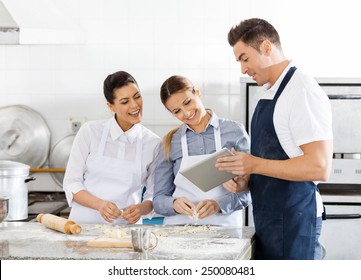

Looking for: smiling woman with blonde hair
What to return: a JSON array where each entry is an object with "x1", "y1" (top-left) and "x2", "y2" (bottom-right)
[
  {"x1": 63, "y1": 71, "x2": 161, "y2": 224},
  {"x1": 153, "y1": 75, "x2": 251, "y2": 226}
]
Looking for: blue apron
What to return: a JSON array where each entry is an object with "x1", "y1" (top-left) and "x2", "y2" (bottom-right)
[{"x1": 250, "y1": 66, "x2": 317, "y2": 260}]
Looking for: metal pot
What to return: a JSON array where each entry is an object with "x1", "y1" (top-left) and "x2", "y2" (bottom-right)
[
  {"x1": 0, "y1": 160, "x2": 36, "y2": 221},
  {"x1": 0, "y1": 197, "x2": 9, "y2": 223},
  {"x1": 49, "y1": 134, "x2": 75, "y2": 187},
  {"x1": 0, "y1": 104, "x2": 51, "y2": 168}
]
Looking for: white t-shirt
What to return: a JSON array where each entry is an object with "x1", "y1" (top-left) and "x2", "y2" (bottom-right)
[{"x1": 260, "y1": 62, "x2": 333, "y2": 216}]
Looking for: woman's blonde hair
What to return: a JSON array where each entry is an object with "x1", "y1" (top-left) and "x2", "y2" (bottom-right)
[
  {"x1": 160, "y1": 75, "x2": 194, "y2": 160},
  {"x1": 163, "y1": 126, "x2": 181, "y2": 161}
]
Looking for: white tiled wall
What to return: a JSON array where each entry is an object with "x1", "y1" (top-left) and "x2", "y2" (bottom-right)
[{"x1": 1, "y1": 0, "x2": 360, "y2": 191}]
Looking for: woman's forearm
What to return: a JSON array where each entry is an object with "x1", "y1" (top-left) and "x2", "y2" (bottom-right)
[{"x1": 73, "y1": 190, "x2": 103, "y2": 210}]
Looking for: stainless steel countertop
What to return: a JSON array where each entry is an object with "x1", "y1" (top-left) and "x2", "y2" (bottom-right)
[{"x1": 0, "y1": 222, "x2": 255, "y2": 260}]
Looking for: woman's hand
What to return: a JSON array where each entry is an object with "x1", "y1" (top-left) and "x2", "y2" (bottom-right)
[
  {"x1": 97, "y1": 200, "x2": 123, "y2": 223},
  {"x1": 196, "y1": 199, "x2": 220, "y2": 218},
  {"x1": 121, "y1": 205, "x2": 141, "y2": 224},
  {"x1": 173, "y1": 197, "x2": 196, "y2": 216},
  {"x1": 223, "y1": 178, "x2": 239, "y2": 193},
  {"x1": 223, "y1": 175, "x2": 250, "y2": 193},
  {"x1": 72, "y1": 191, "x2": 123, "y2": 223}
]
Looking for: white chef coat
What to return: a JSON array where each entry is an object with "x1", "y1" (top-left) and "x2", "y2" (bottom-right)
[
  {"x1": 63, "y1": 116, "x2": 161, "y2": 224},
  {"x1": 163, "y1": 120, "x2": 244, "y2": 226}
]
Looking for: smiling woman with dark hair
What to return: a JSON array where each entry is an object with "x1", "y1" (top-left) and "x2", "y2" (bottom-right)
[{"x1": 63, "y1": 71, "x2": 161, "y2": 224}]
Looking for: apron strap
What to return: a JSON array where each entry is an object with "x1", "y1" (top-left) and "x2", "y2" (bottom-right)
[
  {"x1": 274, "y1": 66, "x2": 297, "y2": 101},
  {"x1": 214, "y1": 124, "x2": 222, "y2": 151},
  {"x1": 181, "y1": 119, "x2": 222, "y2": 157},
  {"x1": 135, "y1": 127, "x2": 143, "y2": 187},
  {"x1": 181, "y1": 125, "x2": 189, "y2": 157},
  {"x1": 97, "y1": 118, "x2": 112, "y2": 156}
]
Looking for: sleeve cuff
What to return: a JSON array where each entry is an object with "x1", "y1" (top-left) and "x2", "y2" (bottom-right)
[
  {"x1": 63, "y1": 183, "x2": 86, "y2": 207},
  {"x1": 217, "y1": 191, "x2": 252, "y2": 214},
  {"x1": 153, "y1": 196, "x2": 178, "y2": 216}
]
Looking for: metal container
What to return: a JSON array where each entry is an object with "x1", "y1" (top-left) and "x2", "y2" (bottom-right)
[
  {"x1": 0, "y1": 104, "x2": 51, "y2": 168},
  {"x1": 0, "y1": 160, "x2": 35, "y2": 221},
  {"x1": 0, "y1": 197, "x2": 9, "y2": 222},
  {"x1": 49, "y1": 134, "x2": 75, "y2": 187}
]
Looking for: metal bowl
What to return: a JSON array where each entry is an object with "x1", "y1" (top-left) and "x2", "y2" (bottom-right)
[{"x1": 0, "y1": 197, "x2": 9, "y2": 223}]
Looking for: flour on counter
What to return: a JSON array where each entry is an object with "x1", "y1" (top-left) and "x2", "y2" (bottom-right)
[
  {"x1": 154, "y1": 225, "x2": 225, "y2": 238},
  {"x1": 79, "y1": 224, "x2": 130, "y2": 237},
  {"x1": 102, "y1": 227, "x2": 130, "y2": 238},
  {"x1": 153, "y1": 236, "x2": 248, "y2": 260}
]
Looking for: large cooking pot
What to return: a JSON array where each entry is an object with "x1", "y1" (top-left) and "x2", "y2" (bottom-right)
[
  {"x1": 0, "y1": 105, "x2": 51, "y2": 168},
  {"x1": 49, "y1": 134, "x2": 75, "y2": 187},
  {"x1": 0, "y1": 160, "x2": 35, "y2": 221},
  {"x1": 0, "y1": 197, "x2": 9, "y2": 223}
]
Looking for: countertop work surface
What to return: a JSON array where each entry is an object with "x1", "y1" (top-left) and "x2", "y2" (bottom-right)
[{"x1": 0, "y1": 222, "x2": 255, "y2": 260}]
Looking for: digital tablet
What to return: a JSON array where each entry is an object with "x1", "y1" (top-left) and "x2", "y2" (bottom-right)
[{"x1": 179, "y1": 147, "x2": 235, "y2": 192}]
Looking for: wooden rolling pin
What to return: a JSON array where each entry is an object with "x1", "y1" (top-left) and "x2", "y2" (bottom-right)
[
  {"x1": 37, "y1": 213, "x2": 81, "y2": 234},
  {"x1": 87, "y1": 237, "x2": 133, "y2": 248}
]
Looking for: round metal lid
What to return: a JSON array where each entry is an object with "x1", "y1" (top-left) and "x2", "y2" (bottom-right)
[
  {"x1": 0, "y1": 105, "x2": 51, "y2": 168},
  {"x1": 0, "y1": 160, "x2": 30, "y2": 177},
  {"x1": 49, "y1": 134, "x2": 76, "y2": 187}
]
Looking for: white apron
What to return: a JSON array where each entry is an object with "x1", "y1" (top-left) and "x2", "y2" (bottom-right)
[
  {"x1": 163, "y1": 123, "x2": 243, "y2": 226},
  {"x1": 69, "y1": 119, "x2": 143, "y2": 224}
]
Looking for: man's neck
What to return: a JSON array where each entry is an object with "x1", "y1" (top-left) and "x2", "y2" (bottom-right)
[{"x1": 268, "y1": 59, "x2": 290, "y2": 86}]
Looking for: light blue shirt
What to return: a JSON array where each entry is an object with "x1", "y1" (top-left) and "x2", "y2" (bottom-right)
[{"x1": 153, "y1": 111, "x2": 251, "y2": 216}]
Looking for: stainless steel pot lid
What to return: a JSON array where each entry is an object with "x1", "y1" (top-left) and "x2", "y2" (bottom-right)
[
  {"x1": 49, "y1": 134, "x2": 75, "y2": 187},
  {"x1": 0, "y1": 105, "x2": 51, "y2": 168},
  {"x1": 0, "y1": 160, "x2": 30, "y2": 176}
]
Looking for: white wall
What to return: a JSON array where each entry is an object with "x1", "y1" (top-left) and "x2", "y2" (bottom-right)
[{"x1": 0, "y1": 0, "x2": 360, "y2": 191}]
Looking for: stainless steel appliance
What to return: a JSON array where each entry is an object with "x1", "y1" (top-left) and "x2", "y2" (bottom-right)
[
  {"x1": 241, "y1": 77, "x2": 361, "y2": 259},
  {"x1": 0, "y1": 160, "x2": 35, "y2": 221},
  {"x1": 27, "y1": 191, "x2": 68, "y2": 221}
]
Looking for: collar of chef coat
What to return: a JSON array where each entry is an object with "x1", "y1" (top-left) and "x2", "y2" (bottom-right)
[
  {"x1": 181, "y1": 109, "x2": 220, "y2": 135},
  {"x1": 109, "y1": 116, "x2": 140, "y2": 144}
]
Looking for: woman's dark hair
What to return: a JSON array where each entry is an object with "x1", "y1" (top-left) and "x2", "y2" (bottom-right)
[
  {"x1": 228, "y1": 18, "x2": 281, "y2": 52},
  {"x1": 103, "y1": 71, "x2": 138, "y2": 104}
]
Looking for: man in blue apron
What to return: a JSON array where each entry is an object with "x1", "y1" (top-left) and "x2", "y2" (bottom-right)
[{"x1": 216, "y1": 18, "x2": 333, "y2": 259}]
